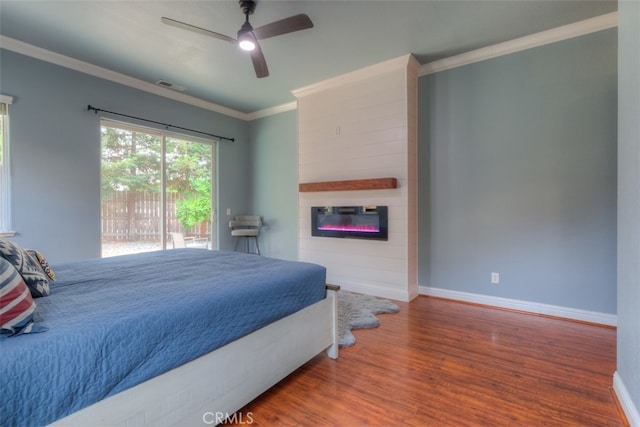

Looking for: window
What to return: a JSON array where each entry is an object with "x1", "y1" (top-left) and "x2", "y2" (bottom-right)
[
  {"x1": 100, "y1": 120, "x2": 216, "y2": 257},
  {"x1": 0, "y1": 95, "x2": 13, "y2": 235}
]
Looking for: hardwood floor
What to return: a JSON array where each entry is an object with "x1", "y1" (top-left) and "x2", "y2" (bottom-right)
[{"x1": 227, "y1": 296, "x2": 622, "y2": 426}]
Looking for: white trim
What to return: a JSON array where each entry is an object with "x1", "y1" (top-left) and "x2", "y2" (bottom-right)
[
  {"x1": 613, "y1": 371, "x2": 640, "y2": 427},
  {"x1": 420, "y1": 11, "x2": 618, "y2": 76},
  {"x1": 246, "y1": 101, "x2": 297, "y2": 121},
  {"x1": 292, "y1": 54, "x2": 416, "y2": 99},
  {"x1": 0, "y1": 99, "x2": 11, "y2": 234},
  {"x1": 420, "y1": 286, "x2": 617, "y2": 327},
  {"x1": 0, "y1": 35, "x2": 248, "y2": 121}
]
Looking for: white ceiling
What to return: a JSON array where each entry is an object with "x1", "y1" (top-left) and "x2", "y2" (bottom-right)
[{"x1": 0, "y1": 0, "x2": 617, "y2": 114}]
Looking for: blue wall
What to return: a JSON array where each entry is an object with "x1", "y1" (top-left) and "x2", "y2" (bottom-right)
[
  {"x1": 616, "y1": 0, "x2": 640, "y2": 418},
  {"x1": 419, "y1": 29, "x2": 618, "y2": 314},
  {"x1": 0, "y1": 49, "x2": 249, "y2": 262},
  {"x1": 248, "y1": 110, "x2": 299, "y2": 261}
]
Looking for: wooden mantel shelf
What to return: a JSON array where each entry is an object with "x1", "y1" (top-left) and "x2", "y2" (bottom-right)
[{"x1": 299, "y1": 177, "x2": 398, "y2": 192}]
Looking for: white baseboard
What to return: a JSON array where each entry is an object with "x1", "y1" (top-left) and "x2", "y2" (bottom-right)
[
  {"x1": 613, "y1": 371, "x2": 640, "y2": 427},
  {"x1": 420, "y1": 286, "x2": 617, "y2": 327},
  {"x1": 337, "y1": 281, "x2": 412, "y2": 302}
]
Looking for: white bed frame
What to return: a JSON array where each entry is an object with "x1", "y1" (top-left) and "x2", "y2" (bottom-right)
[{"x1": 51, "y1": 286, "x2": 339, "y2": 427}]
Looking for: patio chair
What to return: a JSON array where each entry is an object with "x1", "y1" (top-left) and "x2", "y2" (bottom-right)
[{"x1": 170, "y1": 232, "x2": 208, "y2": 249}]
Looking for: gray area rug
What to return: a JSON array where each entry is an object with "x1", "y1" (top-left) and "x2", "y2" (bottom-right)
[{"x1": 338, "y1": 290, "x2": 400, "y2": 348}]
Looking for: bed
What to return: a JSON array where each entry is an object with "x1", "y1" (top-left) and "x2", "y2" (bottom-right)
[{"x1": 0, "y1": 248, "x2": 338, "y2": 426}]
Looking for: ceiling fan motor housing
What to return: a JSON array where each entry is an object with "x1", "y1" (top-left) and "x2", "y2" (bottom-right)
[{"x1": 239, "y1": 1, "x2": 256, "y2": 16}]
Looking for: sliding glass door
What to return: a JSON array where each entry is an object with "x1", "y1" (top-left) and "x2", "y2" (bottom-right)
[{"x1": 100, "y1": 120, "x2": 215, "y2": 257}]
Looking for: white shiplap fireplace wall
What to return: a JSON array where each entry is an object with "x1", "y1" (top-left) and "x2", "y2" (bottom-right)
[{"x1": 293, "y1": 54, "x2": 420, "y2": 302}]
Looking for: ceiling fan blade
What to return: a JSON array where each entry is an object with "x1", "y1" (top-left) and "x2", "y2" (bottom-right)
[
  {"x1": 161, "y1": 17, "x2": 235, "y2": 44},
  {"x1": 250, "y1": 40, "x2": 269, "y2": 78},
  {"x1": 253, "y1": 14, "x2": 313, "y2": 40}
]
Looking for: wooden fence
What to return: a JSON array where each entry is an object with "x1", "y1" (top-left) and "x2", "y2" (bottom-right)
[{"x1": 101, "y1": 190, "x2": 203, "y2": 242}]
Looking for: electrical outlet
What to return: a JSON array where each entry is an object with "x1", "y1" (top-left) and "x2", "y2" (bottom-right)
[
  {"x1": 491, "y1": 272, "x2": 500, "y2": 284},
  {"x1": 226, "y1": 208, "x2": 231, "y2": 216}
]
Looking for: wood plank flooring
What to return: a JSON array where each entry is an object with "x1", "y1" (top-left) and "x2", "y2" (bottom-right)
[{"x1": 227, "y1": 296, "x2": 621, "y2": 426}]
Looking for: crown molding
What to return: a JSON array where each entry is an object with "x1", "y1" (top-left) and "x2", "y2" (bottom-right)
[
  {"x1": 420, "y1": 11, "x2": 618, "y2": 76},
  {"x1": 292, "y1": 54, "x2": 416, "y2": 99},
  {"x1": 0, "y1": 35, "x2": 248, "y2": 121},
  {"x1": 246, "y1": 101, "x2": 297, "y2": 121}
]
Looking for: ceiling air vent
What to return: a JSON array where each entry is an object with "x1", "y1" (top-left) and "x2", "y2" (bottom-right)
[{"x1": 155, "y1": 80, "x2": 185, "y2": 92}]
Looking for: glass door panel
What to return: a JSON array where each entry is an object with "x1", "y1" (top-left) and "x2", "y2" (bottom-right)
[
  {"x1": 165, "y1": 137, "x2": 214, "y2": 250},
  {"x1": 101, "y1": 123, "x2": 162, "y2": 257}
]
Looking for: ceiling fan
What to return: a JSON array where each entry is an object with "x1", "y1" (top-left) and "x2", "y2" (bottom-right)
[{"x1": 161, "y1": 0, "x2": 313, "y2": 78}]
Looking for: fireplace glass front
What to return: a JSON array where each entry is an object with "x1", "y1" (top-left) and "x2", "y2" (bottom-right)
[{"x1": 311, "y1": 206, "x2": 388, "y2": 240}]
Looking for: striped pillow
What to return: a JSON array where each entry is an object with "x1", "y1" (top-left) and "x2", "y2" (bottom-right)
[{"x1": 0, "y1": 258, "x2": 39, "y2": 337}]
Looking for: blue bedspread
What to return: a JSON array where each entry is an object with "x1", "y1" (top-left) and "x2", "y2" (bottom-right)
[{"x1": 0, "y1": 250, "x2": 326, "y2": 426}]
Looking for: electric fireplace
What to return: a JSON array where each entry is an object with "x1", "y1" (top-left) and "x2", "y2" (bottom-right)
[{"x1": 311, "y1": 206, "x2": 388, "y2": 240}]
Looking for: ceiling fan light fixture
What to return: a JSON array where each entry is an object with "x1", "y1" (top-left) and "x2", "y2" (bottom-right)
[
  {"x1": 238, "y1": 36, "x2": 256, "y2": 51},
  {"x1": 238, "y1": 20, "x2": 256, "y2": 51}
]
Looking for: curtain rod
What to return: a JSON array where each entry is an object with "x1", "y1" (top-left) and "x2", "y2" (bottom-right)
[{"x1": 87, "y1": 105, "x2": 234, "y2": 142}]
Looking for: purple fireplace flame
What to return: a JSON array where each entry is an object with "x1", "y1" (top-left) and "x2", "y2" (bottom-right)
[{"x1": 311, "y1": 206, "x2": 388, "y2": 240}]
